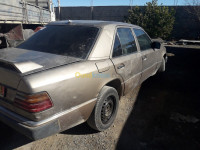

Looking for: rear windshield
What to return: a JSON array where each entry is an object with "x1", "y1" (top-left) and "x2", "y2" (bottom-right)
[{"x1": 17, "y1": 25, "x2": 99, "y2": 59}]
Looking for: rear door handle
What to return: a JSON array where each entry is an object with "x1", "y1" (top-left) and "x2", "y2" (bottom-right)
[
  {"x1": 117, "y1": 63, "x2": 125, "y2": 69},
  {"x1": 143, "y1": 55, "x2": 147, "y2": 61}
]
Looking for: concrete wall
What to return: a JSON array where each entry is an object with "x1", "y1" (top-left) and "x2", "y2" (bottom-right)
[
  {"x1": 55, "y1": 6, "x2": 200, "y2": 40},
  {"x1": 55, "y1": 6, "x2": 131, "y2": 21},
  {"x1": 171, "y1": 6, "x2": 200, "y2": 40}
]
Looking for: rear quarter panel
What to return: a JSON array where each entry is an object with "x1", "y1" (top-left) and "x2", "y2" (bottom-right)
[{"x1": 17, "y1": 60, "x2": 123, "y2": 121}]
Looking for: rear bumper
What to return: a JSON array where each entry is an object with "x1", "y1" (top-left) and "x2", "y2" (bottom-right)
[
  {"x1": 0, "y1": 98, "x2": 97, "y2": 140},
  {"x1": 0, "y1": 106, "x2": 60, "y2": 140}
]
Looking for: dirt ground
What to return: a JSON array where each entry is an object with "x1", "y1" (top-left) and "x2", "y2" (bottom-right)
[{"x1": 0, "y1": 46, "x2": 199, "y2": 150}]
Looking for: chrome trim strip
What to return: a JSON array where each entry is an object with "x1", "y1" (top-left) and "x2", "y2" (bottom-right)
[{"x1": 0, "y1": 98, "x2": 97, "y2": 127}]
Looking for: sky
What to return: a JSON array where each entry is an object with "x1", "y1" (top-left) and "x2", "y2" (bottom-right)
[{"x1": 52, "y1": 0, "x2": 185, "y2": 7}]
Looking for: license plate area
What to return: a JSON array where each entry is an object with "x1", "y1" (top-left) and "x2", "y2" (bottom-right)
[{"x1": 0, "y1": 85, "x2": 5, "y2": 97}]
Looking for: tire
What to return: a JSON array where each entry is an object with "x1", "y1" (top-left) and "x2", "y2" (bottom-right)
[
  {"x1": 87, "y1": 86, "x2": 119, "y2": 131},
  {"x1": 159, "y1": 57, "x2": 166, "y2": 72}
]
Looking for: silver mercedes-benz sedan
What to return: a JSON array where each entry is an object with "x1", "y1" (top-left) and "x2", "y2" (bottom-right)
[{"x1": 0, "y1": 20, "x2": 167, "y2": 140}]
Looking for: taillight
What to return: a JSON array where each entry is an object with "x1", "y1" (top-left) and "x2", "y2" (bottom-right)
[
  {"x1": 14, "y1": 92, "x2": 53, "y2": 113},
  {"x1": 0, "y1": 85, "x2": 5, "y2": 97}
]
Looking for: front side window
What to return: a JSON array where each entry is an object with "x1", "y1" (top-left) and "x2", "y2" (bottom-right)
[
  {"x1": 134, "y1": 29, "x2": 152, "y2": 51},
  {"x1": 17, "y1": 25, "x2": 99, "y2": 59}
]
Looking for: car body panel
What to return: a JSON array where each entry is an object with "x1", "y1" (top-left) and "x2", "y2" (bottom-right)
[
  {"x1": 0, "y1": 20, "x2": 166, "y2": 140},
  {"x1": 111, "y1": 52, "x2": 142, "y2": 95},
  {"x1": 140, "y1": 49, "x2": 158, "y2": 83}
]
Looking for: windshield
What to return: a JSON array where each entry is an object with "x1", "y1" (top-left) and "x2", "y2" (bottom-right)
[{"x1": 17, "y1": 25, "x2": 99, "y2": 59}]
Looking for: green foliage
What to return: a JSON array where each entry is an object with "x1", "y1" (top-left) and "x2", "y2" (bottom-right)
[{"x1": 125, "y1": 0, "x2": 175, "y2": 39}]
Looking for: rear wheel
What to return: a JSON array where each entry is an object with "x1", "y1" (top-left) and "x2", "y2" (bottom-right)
[{"x1": 87, "y1": 86, "x2": 119, "y2": 131}]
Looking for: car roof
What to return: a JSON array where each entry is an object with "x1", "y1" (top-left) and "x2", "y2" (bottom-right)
[{"x1": 48, "y1": 20, "x2": 141, "y2": 29}]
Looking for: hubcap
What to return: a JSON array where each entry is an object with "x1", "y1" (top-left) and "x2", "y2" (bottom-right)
[{"x1": 101, "y1": 96, "x2": 115, "y2": 124}]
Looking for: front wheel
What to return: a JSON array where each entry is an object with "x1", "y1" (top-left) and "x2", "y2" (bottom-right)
[
  {"x1": 87, "y1": 86, "x2": 119, "y2": 131},
  {"x1": 158, "y1": 57, "x2": 166, "y2": 72}
]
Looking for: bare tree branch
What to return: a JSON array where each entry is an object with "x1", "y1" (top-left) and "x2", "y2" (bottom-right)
[{"x1": 184, "y1": 0, "x2": 200, "y2": 22}]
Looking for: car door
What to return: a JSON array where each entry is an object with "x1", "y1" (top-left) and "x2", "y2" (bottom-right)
[
  {"x1": 133, "y1": 28, "x2": 157, "y2": 84},
  {"x1": 111, "y1": 27, "x2": 142, "y2": 95}
]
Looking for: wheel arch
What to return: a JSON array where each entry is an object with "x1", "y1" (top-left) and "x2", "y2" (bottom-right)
[
  {"x1": 105, "y1": 78, "x2": 123, "y2": 99},
  {"x1": 163, "y1": 53, "x2": 168, "y2": 63}
]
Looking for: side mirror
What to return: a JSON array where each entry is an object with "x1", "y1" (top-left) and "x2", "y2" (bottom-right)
[{"x1": 151, "y1": 41, "x2": 161, "y2": 49}]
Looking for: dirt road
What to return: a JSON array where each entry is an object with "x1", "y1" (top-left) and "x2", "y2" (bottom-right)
[{"x1": 0, "y1": 46, "x2": 199, "y2": 150}]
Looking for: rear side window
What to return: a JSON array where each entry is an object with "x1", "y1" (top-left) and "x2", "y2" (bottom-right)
[
  {"x1": 117, "y1": 28, "x2": 137, "y2": 54},
  {"x1": 134, "y1": 29, "x2": 152, "y2": 51},
  {"x1": 17, "y1": 25, "x2": 99, "y2": 59},
  {"x1": 112, "y1": 34, "x2": 123, "y2": 57}
]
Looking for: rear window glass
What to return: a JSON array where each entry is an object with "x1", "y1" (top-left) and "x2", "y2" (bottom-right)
[{"x1": 17, "y1": 25, "x2": 99, "y2": 59}]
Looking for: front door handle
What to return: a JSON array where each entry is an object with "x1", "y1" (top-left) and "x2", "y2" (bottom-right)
[{"x1": 117, "y1": 63, "x2": 125, "y2": 69}]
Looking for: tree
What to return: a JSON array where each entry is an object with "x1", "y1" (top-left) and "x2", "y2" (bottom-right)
[
  {"x1": 185, "y1": 0, "x2": 200, "y2": 22},
  {"x1": 125, "y1": 0, "x2": 175, "y2": 39}
]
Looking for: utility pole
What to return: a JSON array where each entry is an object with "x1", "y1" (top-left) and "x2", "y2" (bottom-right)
[
  {"x1": 91, "y1": 0, "x2": 93, "y2": 20},
  {"x1": 36, "y1": 0, "x2": 39, "y2": 6},
  {"x1": 174, "y1": 0, "x2": 178, "y2": 6},
  {"x1": 130, "y1": 0, "x2": 133, "y2": 10},
  {"x1": 58, "y1": 0, "x2": 61, "y2": 20},
  {"x1": 48, "y1": 0, "x2": 51, "y2": 11}
]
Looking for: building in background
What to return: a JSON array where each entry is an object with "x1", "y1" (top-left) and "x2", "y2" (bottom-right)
[
  {"x1": 0, "y1": 0, "x2": 55, "y2": 49},
  {"x1": 25, "y1": 0, "x2": 50, "y2": 9}
]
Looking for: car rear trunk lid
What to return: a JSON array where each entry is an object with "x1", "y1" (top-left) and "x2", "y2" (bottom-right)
[
  {"x1": 0, "y1": 47, "x2": 82, "y2": 101},
  {"x1": 0, "y1": 48, "x2": 82, "y2": 75}
]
